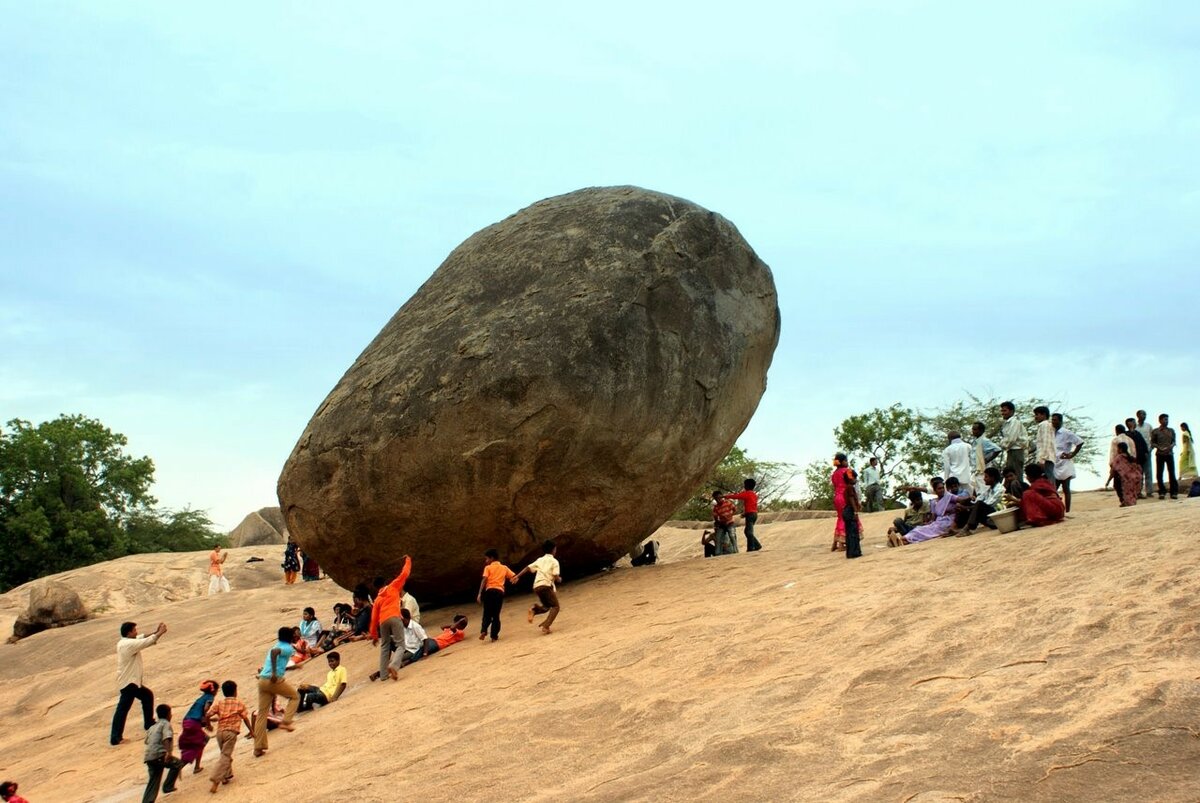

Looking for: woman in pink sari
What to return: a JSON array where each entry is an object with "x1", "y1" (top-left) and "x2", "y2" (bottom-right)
[
  {"x1": 1112, "y1": 442, "x2": 1142, "y2": 507},
  {"x1": 830, "y1": 454, "x2": 858, "y2": 551}
]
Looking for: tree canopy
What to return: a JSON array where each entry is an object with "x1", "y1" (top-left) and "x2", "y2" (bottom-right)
[{"x1": 0, "y1": 415, "x2": 222, "y2": 591}]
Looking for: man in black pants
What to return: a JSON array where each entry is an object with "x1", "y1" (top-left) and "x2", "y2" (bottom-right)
[
  {"x1": 1151, "y1": 413, "x2": 1179, "y2": 499},
  {"x1": 111, "y1": 620, "x2": 167, "y2": 746}
]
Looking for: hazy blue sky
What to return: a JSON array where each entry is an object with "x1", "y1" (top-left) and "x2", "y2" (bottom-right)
[{"x1": 3, "y1": 2, "x2": 1197, "y2": 529}]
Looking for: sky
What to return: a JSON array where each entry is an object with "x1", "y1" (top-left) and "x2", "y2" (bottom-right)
[{"x1": 2, "y1": 2, "x2": 1197, "y2": 530}]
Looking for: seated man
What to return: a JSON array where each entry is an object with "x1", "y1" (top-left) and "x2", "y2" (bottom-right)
[
  {"x1": 954, "y1": 467, "x2": 1006, "y2": 536},
  {"x1": 386, "y1": 608, "x2": 428, "y2": 680},
  {"x1": 1018, "y1": 464, "x2": 1066, "y2": 527},
  {"x1": 1002, "y1": 467, "x2": 1029, "y2": 504},
  {"x1": 298, "y1": 652, "x2": 347, "y2": 712},
  {"x1": 888, "y1": 490, "x2": 929, "y2": 539}
]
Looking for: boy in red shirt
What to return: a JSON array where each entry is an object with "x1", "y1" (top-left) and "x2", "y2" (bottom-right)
[
  {"x1": 722, "y1": 478, "x2": 762, "y2": 552},
  {"x1": 476, "y1": 550, "x2": 517, "y2": 642},
  {"x1": 712, "y1": 491, "x2": 738, "y2": 555}
]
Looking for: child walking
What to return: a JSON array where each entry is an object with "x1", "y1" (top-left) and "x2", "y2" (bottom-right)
[
  {"x1": 515, "y1": 540, "x2": 562, "y2": 634},
  {"x1": 206, "y1": 680, "x2": 251, "y2": 794},
  {"x1": 143, "y1": 704, "x2": 184, "y2": 803},
  {"x1": 476, "y1": 549, "x2": 517, "y2": 641}
]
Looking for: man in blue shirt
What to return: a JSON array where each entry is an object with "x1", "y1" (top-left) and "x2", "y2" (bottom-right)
[{"x1": 253, "y1": 626, "x2": 299, "y2": 756}]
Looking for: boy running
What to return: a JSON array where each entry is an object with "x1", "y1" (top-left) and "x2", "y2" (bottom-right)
[
  {"x1": 476, "y1": 549, "x2": 517, "y2": 641},
  {"x1": 206, "y1": 680, "x2": 251, "y2": 793},
  {"x1": 515, "y1": 540, "x2": 562, "y2": 634}
]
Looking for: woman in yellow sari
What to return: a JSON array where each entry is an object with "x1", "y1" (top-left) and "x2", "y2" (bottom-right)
[{"x1": 1180, "y1": 422, "x2": 1197, "y2": 478}]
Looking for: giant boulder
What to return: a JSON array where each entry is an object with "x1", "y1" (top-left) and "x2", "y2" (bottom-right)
[{"x1": 278, "y1": 186, "x2": 779, "y2": 600}]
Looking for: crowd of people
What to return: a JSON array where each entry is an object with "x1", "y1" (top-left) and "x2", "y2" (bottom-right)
[
  {"x1": 106, "y1": 540, "x2": 563, "y2": 801},
  {"x1": 831, "y1": 403, "x2": 1196, "y2": 552}
]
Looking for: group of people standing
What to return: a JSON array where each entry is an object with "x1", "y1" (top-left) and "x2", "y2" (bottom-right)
[
  {"x1": 1107, "y1": 411, "x2": 1195, "y2": 506},
  {"x1": 837, "y1": 402, "x2": 1196, "y2": 551}
]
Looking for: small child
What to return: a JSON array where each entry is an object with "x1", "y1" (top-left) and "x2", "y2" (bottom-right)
[
  {"x1": 712, "y1": 491, "x2": 738, "y2": 555},
  {"x1": 179, "y1": 679, "x2": 218, "y2": 774},
  {"x1": 515, "y1": 540, "x2": 562, "y2": 634},
  {"x1": 0, "y1": 781, "x2": 30, "y2": 803},
  {"x1": 722, "y1": 478, "x2": 762, "y2": 552},
  {"x1": 700, "y1": 529, "x2": 717, "y2": 558},
  {"x1": 843, "y1": 471, "x2": 863, "y2": 559},
  {"x1": 206, "y1": 680, "x2": 251, "y2": 794},
  {"x1": 143, "y1": 703, "x2": 185, "y2": 802},
  {"x1": 476, "y1": 549, "x2": 517, "y2": 641}
]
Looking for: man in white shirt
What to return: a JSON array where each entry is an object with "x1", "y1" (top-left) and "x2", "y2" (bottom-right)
[
  {"x1": 860, "y1": 458, "x2": 883, "y2": 512},
  {"x1": 387, "y1": 608, "x2": 429, "y2": 678},
  {"x1": 955, "y1": 467, "x2": 1006, "y2": 536},
  {"x1": 515, "y1": 539, "x2": 562, "y2": 634},
  {"x1": 1051, "y1": 413, "x2": 1085, "y2": 511},
  {"x1": 111, "y1": 620, "x2": 168, "y2": 745},
  {"x1": 942, "y1": 432, "x2": 973, "y2": 489},
  {"x1": 1135, "y1": 409, "x2": 1154, "y2": 497},
  {"x1": 998, "y1": 401, "x2": 1026, "y2": 476},
  {"x1": 1033, "y1": 406, "x2": 1056, "y2": 480},
  {"x1": 401, "y1": 591, "x2": 421, "y2": 625}
]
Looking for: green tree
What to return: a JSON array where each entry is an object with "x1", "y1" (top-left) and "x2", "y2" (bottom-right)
[
  {"x1": 673, "y1": 445, "x2": 798, "y2": 520},
  {"x1": 798, "y1": 459, "x2": 835, "y2": 510},
  {"x1": 0, "y1": 415, "x2": 222, "y2": 591}
]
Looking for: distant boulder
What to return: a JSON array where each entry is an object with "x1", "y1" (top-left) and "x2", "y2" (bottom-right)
[
  {"x1": 12, "y1": 581, "x2": 89, "y2": 640},
  {"x1": 228, "y1": 510, "x2": 285, "y2": 547}
]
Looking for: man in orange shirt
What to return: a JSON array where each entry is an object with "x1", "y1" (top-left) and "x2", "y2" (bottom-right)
[
  {"x1": 368, "y1": 555, "x2": 411, "y2": 682},
  {"x1": 476, "y1": 549, "x2": 517, "y2": 642}
]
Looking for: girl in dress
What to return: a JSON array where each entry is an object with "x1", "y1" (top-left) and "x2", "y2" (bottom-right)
[{"x1": 281, "y1": 537, "x2": 300, "y2": 585}]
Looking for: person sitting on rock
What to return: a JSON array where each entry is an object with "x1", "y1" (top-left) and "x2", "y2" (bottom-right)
[
  {"x1": 888, "y1": 490, "x2": 929, "y2": 540},
  {"x1": 386, "y1": 607, "x2": 429, "y2": 679},
  {"x1": 298, "y1": 652, "x2": 347, "y2": 711},
  {"x1": 1017, "y1": 464, "x2": 1066, "y2": 527},
  {"x1": 298, "y1": 607, "x2": 323, "y2": 653},
  {"x1": 630, "y1": 540, "x2": 659, "y2": 566},
  {"x1": 423, "y1": 614, "x2": 468, "y2": 657}
]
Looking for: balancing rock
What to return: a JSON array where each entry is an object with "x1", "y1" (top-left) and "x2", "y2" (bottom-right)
[{"x1": 278, "y1": 186, "x2": 779, "y2": 600}]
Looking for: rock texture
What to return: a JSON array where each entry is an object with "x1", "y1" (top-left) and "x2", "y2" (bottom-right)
[
  {"x1": 279, "y1": 186, "x2": 779, "y2": 599},
  {"x1": 11, "y1": 581, "x2": 88, "y2": 639},
  {"x1": 228, "y1": 509, "x2": 286, "y2": 547}
]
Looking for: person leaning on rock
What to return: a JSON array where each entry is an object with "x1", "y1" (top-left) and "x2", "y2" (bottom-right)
[{"x1": 110, "y1": 620, "x2": 167, "y2": 746}]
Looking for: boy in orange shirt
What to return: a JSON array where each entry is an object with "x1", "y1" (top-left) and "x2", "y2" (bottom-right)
[{"x1": 476, "y1": 549, "x2": 517, "y2": 642}]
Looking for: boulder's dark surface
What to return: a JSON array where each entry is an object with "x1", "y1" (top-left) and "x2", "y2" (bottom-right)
[
  {"x1": 12, "y1": 581, "x2": 89, "y2": 639},
  {"x1": 278, "y1": 186, "x2": 779, "y2": 600}
]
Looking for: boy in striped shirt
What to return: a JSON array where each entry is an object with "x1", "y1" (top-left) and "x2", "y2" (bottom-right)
[{"x1": 206, "y1": 680, "x2": 251, "y2": 793}]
